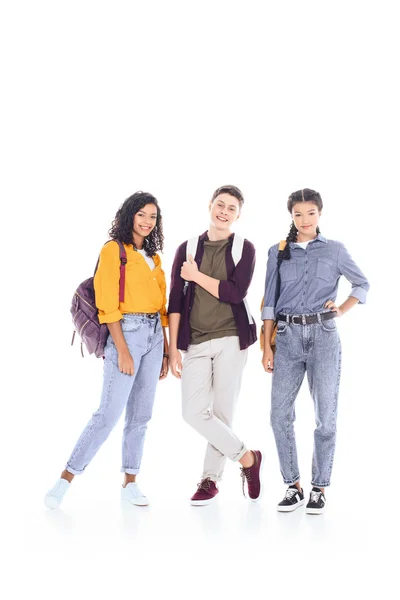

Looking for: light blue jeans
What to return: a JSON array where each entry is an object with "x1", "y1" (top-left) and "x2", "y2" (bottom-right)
[
  {"x1": 271, "y1": 316, "x2": 342, "y2": 487},
  {"x1": 66, "y1": 314, "x2": 163, "y2": 475}
]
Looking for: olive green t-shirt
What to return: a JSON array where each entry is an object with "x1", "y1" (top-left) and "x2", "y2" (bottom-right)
[{"x1": 189, "y1": 238, "x2": 238, "y2": 345}]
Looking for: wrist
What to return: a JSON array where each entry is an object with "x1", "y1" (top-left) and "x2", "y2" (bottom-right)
[
  {"x1": 192, "y1": 271, "x2": 200, "y2": 284},
  {"x1": 117, "y1": 345, "x2": 130, "y2": 356}
]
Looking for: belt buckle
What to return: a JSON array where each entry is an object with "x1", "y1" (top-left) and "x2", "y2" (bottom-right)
[{"x1": 302, "y1": 315, "x2": 306, "y2": 325}]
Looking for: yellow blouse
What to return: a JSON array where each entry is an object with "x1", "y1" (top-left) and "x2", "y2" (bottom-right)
[{"x1": 94, "y1": 241, "x2": 168, "y2": 326}]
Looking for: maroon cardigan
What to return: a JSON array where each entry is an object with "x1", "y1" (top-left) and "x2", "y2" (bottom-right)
[{"x1": 168, "y1": 231, "x2": 257, "y2": 351}]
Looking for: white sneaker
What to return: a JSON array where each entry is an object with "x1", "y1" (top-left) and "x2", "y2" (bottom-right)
[
  {"x1": 121, "y1": 482, "x2": 149, "y2": 506},
  {"x1": 44, "y1": 478, "x2": 71, "y2": 509}
]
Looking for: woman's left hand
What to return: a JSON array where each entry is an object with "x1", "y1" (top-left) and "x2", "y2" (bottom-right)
[
  {"x1": 159, "y1": 356, "x2": 169, "y2": 380},
  {"x1": 324, "y1": 300, "x2": 343, "y2": 317},
  {"x1": 180, "y1": 254, "x2": 198, "y2": 282}
]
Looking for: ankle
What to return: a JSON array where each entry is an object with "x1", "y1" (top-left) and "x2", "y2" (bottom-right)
[
  {"x1": 61, "y1": 470, "x2": 74, "y2": 483},
  {"x1": 239, "y1": 450, "x2": 254, "y2": 469},
  {"x1": 123, "y1": 474, "x2": 137, "y2": 487}
]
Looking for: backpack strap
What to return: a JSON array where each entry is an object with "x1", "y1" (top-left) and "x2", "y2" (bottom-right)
[
  {"x1": 260, "y1": 240, "x2": 288, "y2": 312},
  {"x1": 231, "y1": 233, "x2": 244, "y2": 267},
  {"x1": 231, "y1": 234, "x2": 254, "y2": 325},
  {"x1": 274, "y1": 240, "x2": 288, "y2": 308},
  {"x1": 186, "y1": 236, "x2": 199, "y2": 262},
  {"x1": 183, "y1": 236, "x2": 199, "y2": 294},
  {"x1": 115, "y1": 240, "x2": 127, "y2": 303},
  {"x1": 278, "y1": 240, "x2": 287, "y2": 253}
]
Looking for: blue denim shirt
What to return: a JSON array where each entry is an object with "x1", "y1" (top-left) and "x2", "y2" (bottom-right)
[{"x1": 261, "y1": 235, "x2": 370, "y2": 320}]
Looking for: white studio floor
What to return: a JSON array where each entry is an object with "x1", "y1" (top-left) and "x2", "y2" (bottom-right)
[
  {"x1": 7, "y1": 340, "x2": 395, "y2": 600},
  {"x1": 16, "y1": 464, "x2": 391, "y2": 599}
]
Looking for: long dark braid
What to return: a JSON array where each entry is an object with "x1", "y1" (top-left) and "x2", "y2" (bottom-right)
[{"x1": 281, "y1": 188, "x2": 323, "y2": 261}]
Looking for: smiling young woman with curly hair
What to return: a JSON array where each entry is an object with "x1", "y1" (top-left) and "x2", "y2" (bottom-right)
[{"x1": 45, "y1": 192, "x2": 169, "y2": 509}]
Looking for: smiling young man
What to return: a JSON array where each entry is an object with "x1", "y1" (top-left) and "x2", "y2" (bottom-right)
[{"x1": 168, "y1": 185, "x2": 262, "y2": 505}]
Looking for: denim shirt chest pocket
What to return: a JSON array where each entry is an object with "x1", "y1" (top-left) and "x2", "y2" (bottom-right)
[
  {"x1": 280, "y1": 260, "x2": 297, "y2": 282},
  {"x1": 315, "y1": 258, "x2": 335, "y2": 282}
]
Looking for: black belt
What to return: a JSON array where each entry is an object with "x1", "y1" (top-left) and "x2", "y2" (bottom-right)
[
  {"x1": 277, "y1": 312, "x2": 336, "y2": 325},
  {"x1": 130, "y1": 312, "x2": 158, "y2": 319}
]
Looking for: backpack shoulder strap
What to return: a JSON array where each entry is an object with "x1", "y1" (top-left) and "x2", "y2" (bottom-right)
[
  {"x1": 231, "y1": 234, "x2": 244, "y2": 267},
  {"x1": 278, "y1": 239, "x2": 287, "y2": 252},
  {"x1": 115, "y1": 241, "x2": 127, "y2": 303},
  {"x1": 231, "y1": 234, "x2": 254, "y2": 324},
  {"x1": 183, "y1": 237, "x2": 200, "y2": 294},
  {"x1": 186, "y1": 236, "x2": 199, "y2": 261},
  {"x1": 274, "y1": 239, "x2": 288, "y2": 309}
]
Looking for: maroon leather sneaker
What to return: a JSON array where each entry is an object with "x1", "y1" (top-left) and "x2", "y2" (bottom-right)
[
  {"x1": 240, "y1": 450, "x2": 263, "y2": 502},
  {"x1": 190, "y1": 477, "x2": 219, "y2": 506}
]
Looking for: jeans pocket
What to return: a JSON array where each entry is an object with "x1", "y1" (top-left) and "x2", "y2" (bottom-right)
[
  {"x1": 121, "y1": 317, "x2": 143, "y2": 333},
  {"x1": 276, "y1": 322, "x2": 288, "y2": 334},
  {"x1": 320, "y1": 317, "x2": 337, "y2": 332}
]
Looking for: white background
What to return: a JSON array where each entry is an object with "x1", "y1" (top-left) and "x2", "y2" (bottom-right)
[{"x1": 1, "y1": 1, "x2": 398, "y2": 598}]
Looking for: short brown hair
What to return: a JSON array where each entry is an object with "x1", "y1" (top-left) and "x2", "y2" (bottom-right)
[{"x1": 211, "y1": 185, "x2": 244, "y2": 208}]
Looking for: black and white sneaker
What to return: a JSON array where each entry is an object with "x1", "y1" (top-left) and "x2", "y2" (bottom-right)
[
  {"x1": 306, "y1": 487, "x2": 326, "y2": 514},
  {"x1": 277, "y1": 485, "x2": 305, "y2": 512}
]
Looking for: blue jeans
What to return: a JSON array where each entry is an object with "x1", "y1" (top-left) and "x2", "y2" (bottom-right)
[
  {"x1": 271, "y1": 316, "x2": 342, "y2": 487},
  {"x1": 66, "y1": 314, "x2": 163, "y2": 475}
]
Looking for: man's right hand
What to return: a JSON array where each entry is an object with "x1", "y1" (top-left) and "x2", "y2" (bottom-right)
[{"x1": 169, "y1": 348, "x2": 183, "y2": 379}]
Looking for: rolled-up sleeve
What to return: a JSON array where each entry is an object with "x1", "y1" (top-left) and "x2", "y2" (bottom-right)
[
  {"x1": 338, "y1": 243, "x2": 370, "y2": 304},
  {"x1": 94, "y1": 241, "x2": 123, "y2": 324},
  {"x1": 168, "y1": 242, "x2": 186, "y2": 314},
  {"x1": 261, "y1": 245, "x2": 279, "y2": 320},
  {"x1": 218, "y1": 240, "x2": 256, "y2": 304},
  {"x1": 157, "y1": 261, "x2": 169, "y2": 326}
]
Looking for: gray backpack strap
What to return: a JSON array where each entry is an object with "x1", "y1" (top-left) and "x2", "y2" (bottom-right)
[
  {"x1": 183, "y1": 236, "x2": 199, "y2": 294},
  {"x1": 231, "y1": 233, "x2": 244, "y2": 267},
  {"x1": 186, "y1": 236, "x2": 199, "y2": 262},
  {"x1": 231, "y1": 234, "x2": 254, "y2": 325}
]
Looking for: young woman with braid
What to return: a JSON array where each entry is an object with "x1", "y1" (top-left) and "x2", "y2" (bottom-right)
[{"x1": 261, "y1": 189, "x2": 369, "y2": 514}]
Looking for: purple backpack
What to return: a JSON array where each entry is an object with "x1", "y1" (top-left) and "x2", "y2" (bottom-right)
[{"x1": 71, "y1": 240, "x2": 127, "y2": 358}]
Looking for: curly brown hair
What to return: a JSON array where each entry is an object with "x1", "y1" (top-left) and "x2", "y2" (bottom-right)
[{"x1": 108, "y1": 192, "x2": 164, "y2": 256}]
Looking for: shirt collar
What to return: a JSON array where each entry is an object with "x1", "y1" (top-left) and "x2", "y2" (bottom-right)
[
  {"x1": 289, "y1": 233, "x2": 327, "y2": 248},
  {"x1": 200, "y1": 231, "x2": 234, "y2": 243}
]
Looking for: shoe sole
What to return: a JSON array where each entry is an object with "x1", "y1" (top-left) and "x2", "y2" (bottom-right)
[
  {"x1": 277, "y1": 499, "x2": 305, "y2": 512},
  {"x1": 305, "y1": 506, "x2": 325, "y2": 515},
  {"x1": 250, "y1": 450, "x2": 264, "y2": 503},
  {"x1": 121, "y1": 492, "x2": 149, "y2": 506},
  {"x1": 190, "y1": 496, "x2": 218, "y2": 506},
  {"x1": 44, "y1": 496, "x2": 61, "y2": 510},
  {"x1": 122, "y1": 499, "x2": 150, "y2": 506}
]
